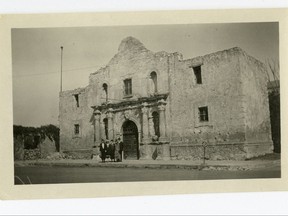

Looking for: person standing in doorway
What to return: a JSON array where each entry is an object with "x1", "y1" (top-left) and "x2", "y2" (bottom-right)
[{"x1": 99, "y1": 139, "x2": 107, "y2": 163}]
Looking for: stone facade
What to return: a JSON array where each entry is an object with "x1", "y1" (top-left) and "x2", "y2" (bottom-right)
[{"x1": 59, "y1": 36, "x2": 273, "y2": 160}]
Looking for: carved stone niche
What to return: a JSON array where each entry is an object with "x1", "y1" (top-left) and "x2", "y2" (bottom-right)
[{"x1": 124, "y1": 109, "x2": 132, "y2": 120}]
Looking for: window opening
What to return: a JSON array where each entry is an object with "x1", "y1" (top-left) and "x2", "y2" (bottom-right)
[
  {"x1": 150, "y1": 72, "x2": 158, "y2": 93},
  {"x1": 102, "y1": 83, "x2": 108, "y2": 102},
  {"x1": 74, "y1": 94, "x2": 79, "y2": 107},
  {"x1": 74, "y1": 124, "x2": 80, "y2": 135},
  {"x1": 199, "y1": 106, "x2": 209, "y2": 122},
  {"x1": 124, "y1": 79, "x2": 132, "y2": 96},
  {"x1": 193, "y1": 66, "x2": 202, "y2": 84}
]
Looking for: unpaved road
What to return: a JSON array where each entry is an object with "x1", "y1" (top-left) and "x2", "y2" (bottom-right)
[{"x1": 14, "y1": 165, "x2": 280, "y2": 184}]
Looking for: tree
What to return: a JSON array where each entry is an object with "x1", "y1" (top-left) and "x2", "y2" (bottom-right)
[
  {"x1": 265, "y1": 58, "x2": 280, "y2": 87},
  {"x1": 13, "y1": 124, "x2": 60, "y2": 151}
]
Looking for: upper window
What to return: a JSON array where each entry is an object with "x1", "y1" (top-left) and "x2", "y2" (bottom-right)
[
  {"x1": 150, "y1": 71, "x2": 158, "y2": 93},
  {"x1": 74, "y1": 94, "x2": 79, "y2": 107},
  {"x1": 193, "y1": 66, "x2": 202, "y2": 84},
  {"x1": 102, "y1": 83, "x2": 108, "y2": 102},
  {"x1": 124, "y1": 78, "x2": 132, "y2": 96},
  {"x1": 198, "y1": 106, "x2": 209, "y2": 122}
]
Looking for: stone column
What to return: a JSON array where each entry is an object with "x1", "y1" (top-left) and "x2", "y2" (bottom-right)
[
  {"x1": 100, "y1": 114, "x2": 106, "y2": 140},
  {"x1": 93, "y1": 109, "x2": 101, "y2": 145},
  {"x1": 158, "y1": 100, "x2": 167, "y2": 142},
  {"x1": 139, "y1": 103, "x2": 153, "y2": 160},
  {"x1": 107, "y1": 108, "x2": 114, "y2": 140},
  {"x1": 148, "y1": 109, "x2": 155, "y2": 138},
  {"x1": 158, "y1": 100, "x2": 170, "y2": 160},
  {"x1": 141, "y1": 103, "x2": 149, "y2": 144}
]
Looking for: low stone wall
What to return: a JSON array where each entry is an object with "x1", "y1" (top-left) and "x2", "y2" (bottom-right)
[
  {"x1": 244, "y1": 142, "x2": 274, "y2": 159},
  {"x1": 39, "y1": 136, "x2": 57, "y2": 158},
  {"x1": 62, "y1": 149, "x2": 93, "y2": 159},
  {"x1": 140, "y1": 143, "x2": 170, "y2": 160},
  {"x1": 24, "y1": 149, "x2": 41, "y2": 160},
  {"x1": 14, "y1": 136, "x2": 24, "y2": 160},
  {"x1": 170, "y1": 143, "x2": 247, "y2": 161},
  {"x1": 14, "y1": 134, "x2": 58, "y2": 160}
]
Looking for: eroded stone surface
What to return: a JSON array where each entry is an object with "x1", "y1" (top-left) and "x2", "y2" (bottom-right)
[{"x1": 59, "y1": 37, "x2": 273, "y2": 160}]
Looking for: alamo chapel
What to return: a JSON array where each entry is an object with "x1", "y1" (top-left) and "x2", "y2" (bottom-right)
[{"x1": 59, "y1": 36, "x2": 273, "y2": 160}]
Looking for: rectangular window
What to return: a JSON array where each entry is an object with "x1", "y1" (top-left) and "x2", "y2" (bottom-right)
[
  {"x1": 193, "y1": 66, "x2": 202, "y2": 84},
  {"x1": 74, "y1": 94, "x2": 79, "y2": 107},
  {"x1": 198, "y1": 106, "x2": 209, "y2": 122},
  {"x1": 74, "y1": 124, "x2": 80, "y2": 135},
  {"x1": 124, "y1": 78, "x2": 132, "y2": 96}
]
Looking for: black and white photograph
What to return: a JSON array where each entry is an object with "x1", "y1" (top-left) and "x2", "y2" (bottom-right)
[{"x1": 12, "y1": 22, "x2": 281, "y2": 184}]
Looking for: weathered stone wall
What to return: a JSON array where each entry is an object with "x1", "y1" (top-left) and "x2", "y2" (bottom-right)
[
  {"x1": 88, "y1": 37, "x2": 170, "y2": 107},
  {"x1": 112, "y1": 108, "x2": 142, "y2": 138},
  {"x1": 239, "y1": 52, "x2": 273, "y2": 157},
  {"x1": 171, "y1": 144, "x2": 245, "y2": 161},
  {"x1": 39, "y1": 136, "x2": 57, "y2": 158},
  {"x1": 168, "y1": 48, "x2": 246, "y2": 160},
  {"x1": 14, "y1": 135, "x2": 24, "y2": 160},
  {"x1": 59, "y1": 37, "x2": 273, "y2": 160},
  {"x1": 59, "y1": 87, "x2": 94, "y2": 152},
  {"x1": 60, "y1": 37, "x2": 171, "y2": 153},
  {"x1": 14, "y1": 134, "x2": 58, "y2": 160}
]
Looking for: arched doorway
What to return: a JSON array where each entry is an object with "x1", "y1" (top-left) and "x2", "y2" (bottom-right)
[{"x1": 122, "y1": 120, "x2": 139, "y2": 160}]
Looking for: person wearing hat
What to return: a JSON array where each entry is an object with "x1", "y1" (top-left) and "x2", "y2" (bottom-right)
[{"x1": 108, "y1": 139, "x2": 115, "y2": 162}]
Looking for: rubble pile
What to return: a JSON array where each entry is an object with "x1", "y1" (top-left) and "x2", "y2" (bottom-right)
[
  {"x1": 46, "y1": 152, "x2": 64, "y2": 160},
  {"x1": 62, "y1": 150, "x2": 92, "y2": 160},
  {"x1": 24, "y1": 149, "x2": 41, "y2": 160}
]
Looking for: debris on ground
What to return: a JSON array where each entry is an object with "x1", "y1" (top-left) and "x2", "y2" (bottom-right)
[{"x1": 246, "y1": 153, "x2": 280, "y2": 161}]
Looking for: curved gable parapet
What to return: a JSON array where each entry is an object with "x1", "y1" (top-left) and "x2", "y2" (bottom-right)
[
  {"x1": 108, "y1": 37, "x2": 154, "y2": 65},
  {"x1": 118, "y1": 36, "x2": 148, "y2": 53}
]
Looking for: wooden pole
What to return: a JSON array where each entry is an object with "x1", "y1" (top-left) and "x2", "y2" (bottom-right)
[{"x1": 60, "y1": 46, "x2": 63, "y2": 92}]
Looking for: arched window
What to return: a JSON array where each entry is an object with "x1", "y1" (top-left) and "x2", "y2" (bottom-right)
[
  {"x1": 152, "y1": 111, "x2": 160, "y2": 138},
  {"x1": 102, "y1": 83, "x2": 108, "y2": 102},
  {"x1": 103, "y1": 118, "x2": 108, "y2": 140},
  {"x1": 150, "y1": 72, "x2": 157, "y2": 93}
]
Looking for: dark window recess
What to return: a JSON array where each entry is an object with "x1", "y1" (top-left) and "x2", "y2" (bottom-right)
[
  {"x1": 103, "y1": 118, "x2": 108, "y2": 140},
  {"x1": 124, "y1": 79, "x2": 132, "y2": 96},
  {"x1": 74, "y1": 94, "x2": 79, "y2": 107},
  {"x1": 74, "y1": 124, "x2": 80, "y2": 135},
  {"x1": 152, "y1": 111, "x2": 160, "y2": 137},
  {"x1": 193, "y1": 66, "x2": 202, "y2": 84},
  {"x1": 199, "y1": 106, "x2": 209, "y2": 122},
  {"x1": 103, "y1": 83, "x2": 108, "y2": 102},
  {"x1": 150, "y1": 71, "x2": 158, "y2": 93}
]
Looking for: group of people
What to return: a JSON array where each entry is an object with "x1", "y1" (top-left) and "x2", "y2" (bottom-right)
[{"x1": 98, "y1": 138, "x2": 124, "y2": 163}]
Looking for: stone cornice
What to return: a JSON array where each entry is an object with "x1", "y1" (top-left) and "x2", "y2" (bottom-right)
[{"x1": 91, "y1": 93, "x2": 169, "y2": 112}]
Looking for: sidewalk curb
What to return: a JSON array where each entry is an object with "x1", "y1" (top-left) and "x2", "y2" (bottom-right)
[{"x1": 15, "y1": 159, "x2": 280, "y2": 171}]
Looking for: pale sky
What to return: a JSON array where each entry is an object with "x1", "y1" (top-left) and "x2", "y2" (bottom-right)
[{"x1": 12, "y1": 22, "x2": 279, "y2": 127}]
